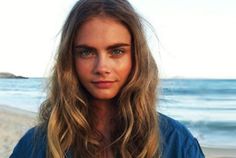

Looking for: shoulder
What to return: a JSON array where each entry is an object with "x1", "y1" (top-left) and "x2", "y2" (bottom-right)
[
  {"x1": 158, "y1": 113, "x2": 192, "y2": 139},
  {"x1": 158, "y1": 113, "x2": 205, "y2": 158},
  {"x1": 10, "y1": 126, "x2": 47, "y2": 158}
]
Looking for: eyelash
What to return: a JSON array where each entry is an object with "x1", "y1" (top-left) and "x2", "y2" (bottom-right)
[
  {"x1": 111, "y1": 49, "x2": 125, "y2": 56},
  {"x1": 76, "y1": 49, "x2": 95, "y2": 58}
]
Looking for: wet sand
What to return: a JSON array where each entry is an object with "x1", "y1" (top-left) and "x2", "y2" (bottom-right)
[{"x1": 202, "y1": 146, "x2": 236, "y2": 158}]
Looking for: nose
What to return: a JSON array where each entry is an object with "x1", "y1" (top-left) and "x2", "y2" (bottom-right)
[{"x1": 93, "y1": 53, "x2": 111, "y2": 76}]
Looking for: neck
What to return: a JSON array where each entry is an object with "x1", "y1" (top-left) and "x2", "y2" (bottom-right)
[
  {"x1": 92, "y1": 99, "x2": 113, "y2": 117},
  {"x1": 92, "y1": 99, "x2": 115, "y2": 140}
]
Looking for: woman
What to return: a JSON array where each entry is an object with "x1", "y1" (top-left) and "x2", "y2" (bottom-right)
[{"x1": 10, "y1": 0, "x2": 204, "y2": 158}]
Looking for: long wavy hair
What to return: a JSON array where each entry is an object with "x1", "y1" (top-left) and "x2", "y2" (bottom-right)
[{"x1": 39, "y1": 0, "x2": 159, "y2": 157}]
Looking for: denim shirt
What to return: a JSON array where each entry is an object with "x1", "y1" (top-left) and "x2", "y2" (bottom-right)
[{"x1": 10, "y1": 113, "x2": 205, "y2": 158}]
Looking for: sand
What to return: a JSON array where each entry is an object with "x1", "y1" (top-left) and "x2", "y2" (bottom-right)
[
  {"x1": 0, "y1": 104, "x2": 236, "y2": 158},
  {"x1": 0, "y1": 105, "x2": 37, "y2": 158},
  {"x1": 202, "y1": 146, "x2": 236, "y2": 158}
]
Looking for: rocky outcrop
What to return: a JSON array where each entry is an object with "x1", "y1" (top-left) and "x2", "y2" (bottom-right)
[{"x1": 0, "y1": 72, "x2": 28, "y2": 79}]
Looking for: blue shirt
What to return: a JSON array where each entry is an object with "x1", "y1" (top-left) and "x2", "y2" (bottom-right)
[{"x1": 10, "y1": 113, "x2": 205, "y2": 158}]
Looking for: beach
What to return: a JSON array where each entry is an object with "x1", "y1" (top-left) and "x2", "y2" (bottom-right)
[
  {"x1": 202, "y1": 146, "x2": 236, "y2": 158},
  {"x1": 0, "y1": 104, "x2": 236, "y2": 158},
  {"x1": 0, "y1": 105, "x2": 37, "y2": 158}
]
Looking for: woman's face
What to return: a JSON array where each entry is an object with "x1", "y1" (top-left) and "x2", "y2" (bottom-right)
[{"x1": 74, "y1": 17, "x2": 132, "y2": 101}]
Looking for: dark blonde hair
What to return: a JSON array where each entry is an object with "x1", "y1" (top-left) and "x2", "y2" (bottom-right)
[{"x1": 39, "y1": 0, "x2": 159, "y2": 157}]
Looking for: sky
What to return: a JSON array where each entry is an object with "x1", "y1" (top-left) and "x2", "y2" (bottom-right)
[{"x1": 0, "y1": 0, "x2": 236, "y2": 79}]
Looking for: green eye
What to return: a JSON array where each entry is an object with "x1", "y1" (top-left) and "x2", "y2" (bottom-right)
[
  {"x1": 111, "y1": 49, "x2": 124, "y2": 56},
  {"x1": 78, "y1": 49, "x2": 95, "y2": 58}
]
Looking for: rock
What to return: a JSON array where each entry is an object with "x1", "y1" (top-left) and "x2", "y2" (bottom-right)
[{"x1": 0, "y1": 72, "x2": 28, "y2": 79}]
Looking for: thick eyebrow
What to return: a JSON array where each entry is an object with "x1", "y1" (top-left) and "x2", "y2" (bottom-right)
[
  {"x1": 106, "y1": 43, "x2": 131, "y2": 50},
  {"x1": 74, "y1": 43, "x2": 131, "y2": 50}
]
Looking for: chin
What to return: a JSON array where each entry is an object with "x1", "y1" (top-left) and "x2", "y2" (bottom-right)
[
  {"x1": 94, "y1": 95, "x2": 115, "y2": 100},
  {"x1": 91, "y1": 92, "x2": 117, "y2": 100}
]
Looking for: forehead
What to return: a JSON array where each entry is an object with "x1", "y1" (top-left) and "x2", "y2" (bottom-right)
[{"x1": 74, "y1": 16, "x2": 131, "y2": 46}]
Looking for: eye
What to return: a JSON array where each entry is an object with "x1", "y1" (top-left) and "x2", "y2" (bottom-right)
[
  {"x1": 111, "y1": 48, "x2": 124, "y2": 56},
  {"x1": 76, "y1": 49, "x2": 95, "y2": 58}
]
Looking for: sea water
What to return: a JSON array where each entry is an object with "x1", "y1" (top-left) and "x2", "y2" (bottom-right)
[
  {"x1": 0, "y1": 78, "x2": 46, "y2": 112},
  {"x1": 0, "y1": 78, "x2": 236, "y2": 148},
  {"x1": 159, "y1": 79, "x2": 236, "y2": 148}
]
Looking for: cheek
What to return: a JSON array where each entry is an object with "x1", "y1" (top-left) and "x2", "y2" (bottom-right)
[
  {"x1": 116, "y1": 58, "x2": 132, "y2": 79},
  {"x1": 75, "y1": 60, "x2": 92, "y2": 79}
]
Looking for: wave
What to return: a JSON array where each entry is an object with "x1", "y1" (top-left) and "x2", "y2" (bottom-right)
[
  {"x1": 181, "y1": 120, "x2": 236, "y2": 131},
  {"x1": 160, "y1": 88, "x2": 236, "y2": 95}
]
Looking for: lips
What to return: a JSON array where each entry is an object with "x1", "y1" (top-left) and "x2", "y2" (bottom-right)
[{"x1": 91, "y1": 80, "x2": 116, "y2": 89}]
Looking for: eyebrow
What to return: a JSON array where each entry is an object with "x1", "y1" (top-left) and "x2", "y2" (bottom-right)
[{"x1": 74, "y1": 43, "x2": 131, "y2": 50}]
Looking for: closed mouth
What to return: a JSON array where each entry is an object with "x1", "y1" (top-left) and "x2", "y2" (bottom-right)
[
  {"x1": 91, "y1": 80, "x2": 117, "y2": 88},
  {"x1": 92, "y1": 80, "x2": 115, "y2": 83}
]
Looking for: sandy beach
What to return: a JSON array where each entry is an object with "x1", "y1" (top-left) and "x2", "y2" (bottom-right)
[
  {"x1": 0, "y1": 104, "x2": 236, "y2": 158},
  {"x1": 202, "y1": 146, "x2": 236, "y2": 158},
  {"x1": 0, "y1": 105, "x2": 37, "y2": 158}
]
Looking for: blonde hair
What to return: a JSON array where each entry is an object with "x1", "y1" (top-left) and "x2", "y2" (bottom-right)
[{"x1": 39, "y1": 0, "x2": 159, "y2": 157}]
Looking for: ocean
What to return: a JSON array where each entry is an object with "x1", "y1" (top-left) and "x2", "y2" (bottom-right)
[{"x1": 0, "y1": 78, "x2": 236, "y2": 148}]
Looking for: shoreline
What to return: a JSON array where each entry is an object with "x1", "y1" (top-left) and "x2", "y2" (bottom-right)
[
  {"x1": 202, "y1": 146, "x2": 236, "y2": 158},
  {"x1": 1, "y1": 104, "x2": 236, "y2": 158}
]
